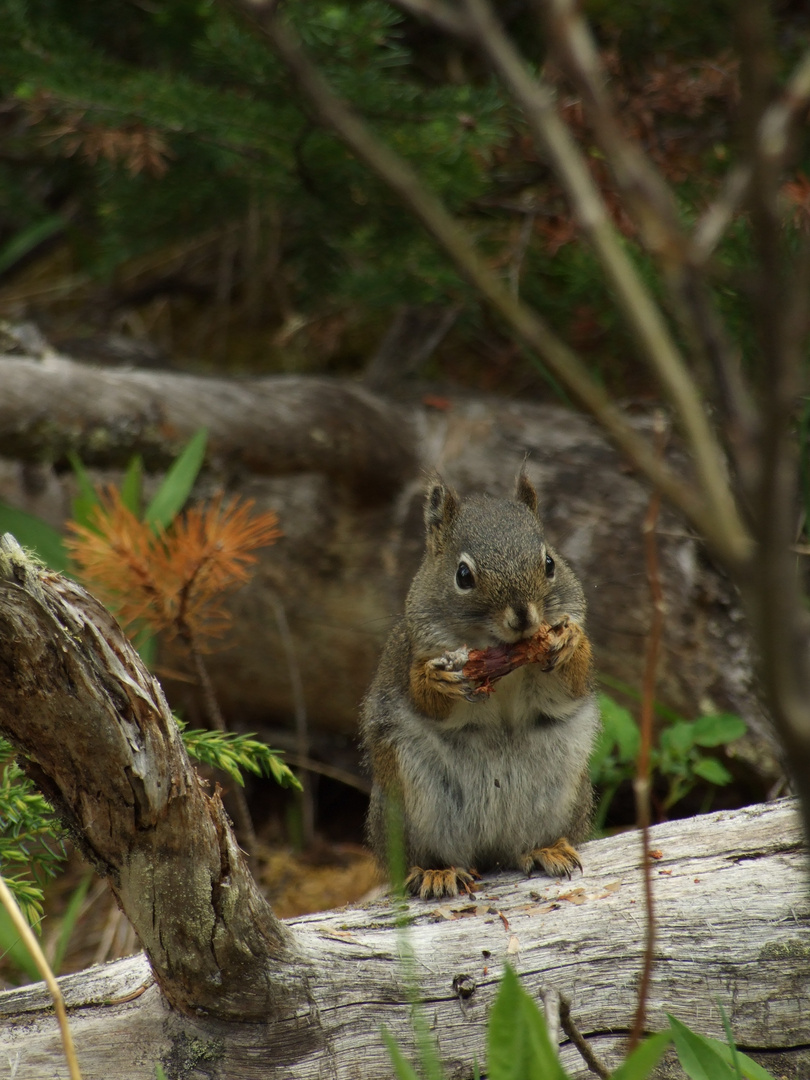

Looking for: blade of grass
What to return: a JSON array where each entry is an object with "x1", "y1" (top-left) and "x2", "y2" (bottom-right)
[{"x1": 144, "y1": 428, "x2": 207, "y2": 530}]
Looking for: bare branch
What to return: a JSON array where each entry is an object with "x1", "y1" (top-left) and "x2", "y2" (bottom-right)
[{"x1": 692, "y1": 44, "x2": 810, "y2": 263}]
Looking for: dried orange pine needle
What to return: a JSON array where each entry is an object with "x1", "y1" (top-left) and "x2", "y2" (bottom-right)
[{"x1": 66, "y1": 487, "x2": 281, "y2": 646}]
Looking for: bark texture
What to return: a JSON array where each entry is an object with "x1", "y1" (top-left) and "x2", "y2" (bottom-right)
[
  {"x1": 0, "y1": 536, "x2": 305, "y2": 1020},
  {"x1": 0, "y1": 350, "x2": 772, "y2": 773},
  {"x1": 0, "y1": 802, "x2": 806, "y2": 1079}
]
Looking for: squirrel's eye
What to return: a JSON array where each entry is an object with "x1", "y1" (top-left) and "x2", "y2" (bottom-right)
[
  {"x1": 545, "y1": 553, "x2": 555, "y2": 578},
  {"x1": 456, "y1": 561, "x2": 475, "y2": 590}
]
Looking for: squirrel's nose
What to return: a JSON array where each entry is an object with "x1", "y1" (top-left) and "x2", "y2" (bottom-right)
[{"x1": 504, "y1": 602, "x2": 540, "y2": 635}]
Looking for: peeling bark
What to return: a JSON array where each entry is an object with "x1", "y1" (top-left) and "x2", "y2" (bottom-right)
[{"x1": 0, "y1": 536, "x2": 304, "y2": 1019}]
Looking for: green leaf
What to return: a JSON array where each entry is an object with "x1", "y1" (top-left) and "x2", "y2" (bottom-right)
[
  {"x1": 381, "y1": 1027, "x2": 421, "y2": 1080},
  {"x1": 692, "y1": 757, "x2": 733, "y2": 786},
  {"x1": 488, "y1": 966, "x2": 569, "y2": 1080},
  {"x1": 610, "y1": 1029, "x2": 673, "y2": 1080},
  {"x1": 51, "y1": 872, "x2": 93, "y2": 976},
  {"x1": 596, "y1": 694, "x2": 640, "y2": 761},
  {"x1": 144, "y1": 428, "x2": 208, "y2": 530},
  {"x1": 669, "y1": 1016, "x2": 737, "y2": 1080},
  {"x1": 0, "y1": 215, "x2": 65, "y2": 276},
  {"x1": 0, "y1": 505, "x2": 69, "y2": 572},
  {"x1": 691, "y1": 714, "x2": 746, "y2": 748},
  {"x1": 120, "y1": 454, "x2": 144, "y2": 517},
  {"x1": 659, "y1": 721, "x2": 696, "y2": 759},
  {"x1": 68, "y1": 450, "x2": 103, "y2": 530},
  {"x1": 0, "y1": 902, "x2": 42, "y2": 982}
]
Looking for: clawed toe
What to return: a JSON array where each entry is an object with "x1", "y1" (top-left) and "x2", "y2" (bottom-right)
[
  {"x1": 522, "y1": 838, "x2": 583, "y2": 880},
  {"x1": 405, "y1": 865, "x2": 479, "y2": 900}
]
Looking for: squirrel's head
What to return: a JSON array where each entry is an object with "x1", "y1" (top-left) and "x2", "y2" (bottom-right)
[{"x1": 409, "y1": 470, "x2": 585, "y2": 648}]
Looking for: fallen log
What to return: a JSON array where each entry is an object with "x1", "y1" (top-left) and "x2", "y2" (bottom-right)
[
  {"x1": 0, "y1": 537, "x2": 806, "y2": 1079},
  {"x1": 0, "y1": 802, "x2": 806, "y2": 1079},
  {"x1": 0, "y1": 349, "x2": 773, "y2": 771}
]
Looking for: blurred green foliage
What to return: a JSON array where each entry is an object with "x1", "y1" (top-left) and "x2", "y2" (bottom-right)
[
  {"x1": 591, "y1": 693, "x2": 747, "y2": 831},
  {"x1": 2, "y1": 0, "x2": 805, "y2": 382}
]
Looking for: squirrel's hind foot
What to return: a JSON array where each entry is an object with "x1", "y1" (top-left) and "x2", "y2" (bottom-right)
[
  {"x1": 521, "y1": 838, "x2": 583, "y2": 880},
  {"x1": 406, "y1": 865, "x2": 478, "y2": 900}
]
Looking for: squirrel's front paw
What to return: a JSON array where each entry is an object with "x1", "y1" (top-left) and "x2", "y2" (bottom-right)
[
  {"x1": 540, "y1": 617, "x2": 583, "y2": 672},
  {"x1": 521, "y1": 837, "x2": 583, "y2": 880},
  {"x1": 425, "y1": 647, "x2": 480, "y2": 702},
  {"x1": 405, "y1": 865, "x2": 479, "y2": 900}
]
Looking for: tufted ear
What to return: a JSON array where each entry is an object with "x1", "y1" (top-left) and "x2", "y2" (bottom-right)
[
  {"x1": 424, "y1": 477, "x2": 459, "y2": 554},
  {"x1": 515, "y1": 468, "x2": 540, "y2": 518}
]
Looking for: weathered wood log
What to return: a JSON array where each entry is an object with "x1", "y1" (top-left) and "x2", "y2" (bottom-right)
[
  {"x1": 0, "y1": 802, "x2": 806, "y2": 1079},
  {"x1": 0, "y1": 536, "x2": 806, "y2": 1079},
  {"x1": 0, "y1": 353, "x2": 417, "y2": 497},
  {"x1": 0, "y1": 349, "x2": 773, "y2": 771}
]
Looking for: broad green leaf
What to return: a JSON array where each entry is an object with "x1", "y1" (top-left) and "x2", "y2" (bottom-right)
[
  {"x1": 659, "y1": 721, "x2": 696, "y2": 758},
  {"x1": 488, "y1": 966, "x2": 568, "y2": 1080},
  {"x1": 691, "y1": 714, "x2": 746, "y2": 748},
  {"x1": 597, "y1": 694, "x2": 640, "y2": 761},
  {"x1": 0, "y1": 505, "x2": 69, "y2": 572},
  {"x1": 692, "y1": 758, "x2": 733, "y2": 786},
  {"x1": 120, "y1": 454, "x2": 144, "y2": 516},
  {"x1": 381, "y1": 1027, "x2": 421, "y2": 1080},
  {"x1": 669, "y1": 1016, "x2": 737, "y2": 1080},
  {"x1": 144, "y1": 428, "x2": 207, "y2": 530},
  {"x1": 610, "y1": 1029, "x2": 673, "y2": 1080},
  {"x1": 703, "y1": 1032, "x2": 778, "y2": 1080}
]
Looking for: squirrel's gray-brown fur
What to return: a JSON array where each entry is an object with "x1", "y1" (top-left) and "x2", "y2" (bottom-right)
[{"x1": 360, "y1": 472, "x2": 600, "y2": 900}]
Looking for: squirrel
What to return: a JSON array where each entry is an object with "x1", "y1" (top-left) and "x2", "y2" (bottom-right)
[{"x1": 360, "y1": 471, "x2": 600, "y2": 900}]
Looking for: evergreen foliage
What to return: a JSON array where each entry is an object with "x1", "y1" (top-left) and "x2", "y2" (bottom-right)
[{"x1": 5, "y1": 1, "x2": 804, "y2": 381}]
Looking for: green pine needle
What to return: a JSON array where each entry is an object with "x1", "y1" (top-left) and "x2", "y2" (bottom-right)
[{"x1": 176, "y1": 721, "x2": 303, "y2": 792}]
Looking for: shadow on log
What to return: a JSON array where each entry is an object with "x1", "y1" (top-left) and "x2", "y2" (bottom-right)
[{"x1": 0, "y1": 536, "x2": 807, "y2": 1079}]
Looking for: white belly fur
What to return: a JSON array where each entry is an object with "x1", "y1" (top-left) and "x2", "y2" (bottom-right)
[{"x1": 396, "y1": 665, "x2": 600, "y2": 869}]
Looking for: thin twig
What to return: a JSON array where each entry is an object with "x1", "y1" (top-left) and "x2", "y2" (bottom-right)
[
  {"x1": 281, "y1": 751, "x2": 371, "y2": 795},
  {"x1": 0, "y1": 876, "x2": 82, "y2": 1080},
  {"x1": 629, "y1": 414, "x2": 668, "y2": 1050},
  {"x1": 560, "y1": 994, "x2": 610, "y2": 1079},
  {"x1": 733, "y1": 0, "x2": 810, "y2": 847},
  {"x1": 542, "y1": 986, "x2": 562, "y2": 1050}
]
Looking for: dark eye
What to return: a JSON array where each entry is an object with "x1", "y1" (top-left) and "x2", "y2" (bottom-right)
[
  {"x1": 456, "y1": 561, "x2": 475, "y2": 590},
  {"x1": 545, "y1": 553, "x2": 555, "y2": 578}
]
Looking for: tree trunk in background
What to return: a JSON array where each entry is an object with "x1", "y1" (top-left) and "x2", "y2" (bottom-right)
[{"x1": 0, "y1": 351, "x2": 774, "y2": 777}]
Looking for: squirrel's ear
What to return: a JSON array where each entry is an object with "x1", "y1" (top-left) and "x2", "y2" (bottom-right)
[
  {"x1": 515, "y1": 469, "x2": 540, "y2": 517},
  {"x1": 424, "y1": 479, "x2": 459, "y2": 553}
]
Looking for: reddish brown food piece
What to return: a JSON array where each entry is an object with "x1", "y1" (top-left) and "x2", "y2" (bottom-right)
[{"x1": 462, "y1": 617, "x2": 575, "y2": 695}]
